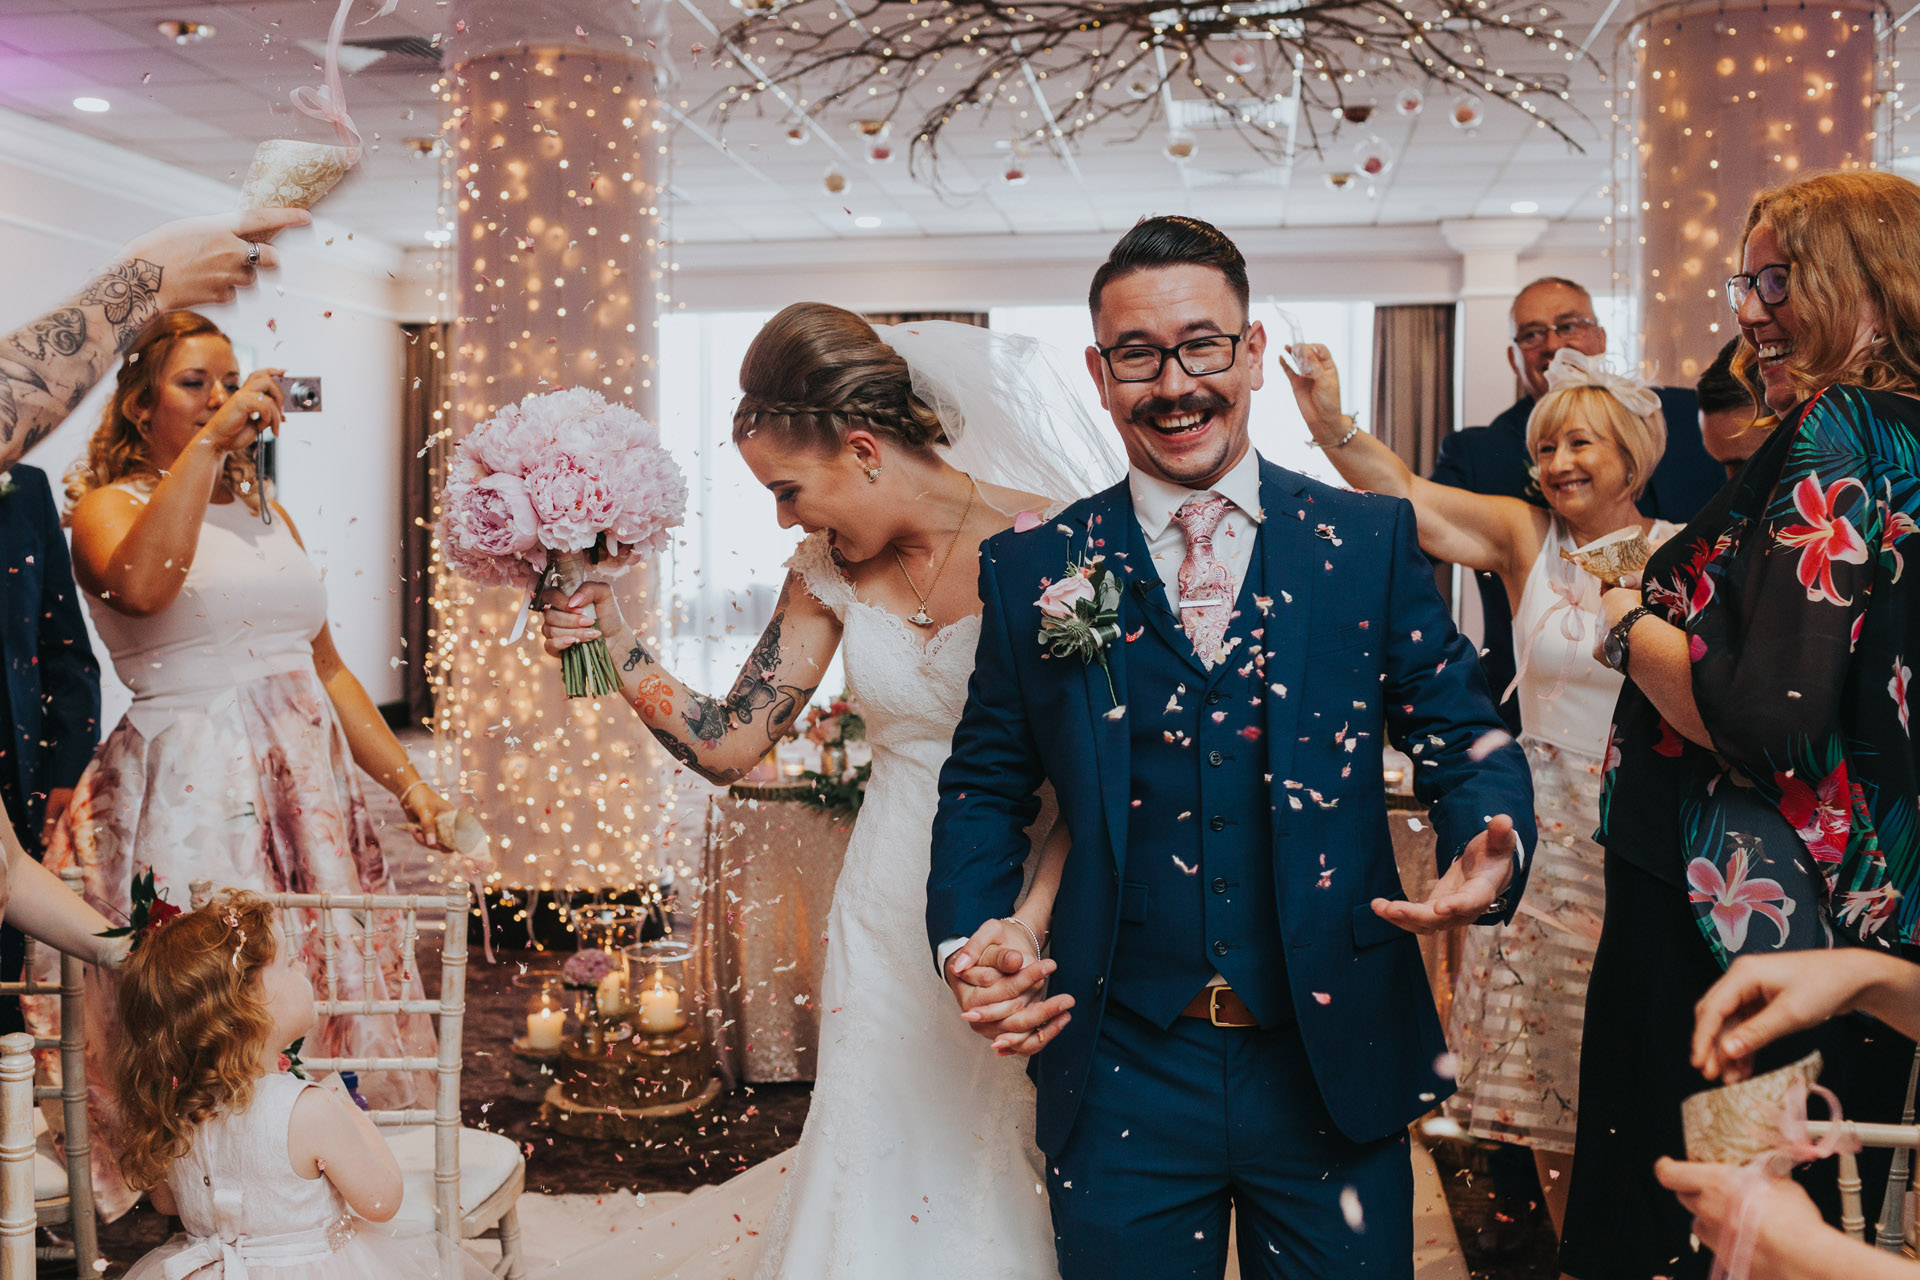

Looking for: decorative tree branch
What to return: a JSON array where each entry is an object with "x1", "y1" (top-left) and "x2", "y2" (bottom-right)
[{"x1": 712, "y1": 0, "x2": 1590, "y2": 188}]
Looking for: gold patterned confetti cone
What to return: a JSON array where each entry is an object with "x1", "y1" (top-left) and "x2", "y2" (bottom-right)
[
  {"x1": 1560, "y1": 525, "x2": 1654, "y2": 588},
  {"x1": 238, "y1": 139, "x2": 353, "y2": 232},
  {"x1": 1681, "y1": 1051, "x2": 1824, "y2": 1165}
]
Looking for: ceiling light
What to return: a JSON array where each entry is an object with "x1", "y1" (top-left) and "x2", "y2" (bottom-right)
[
  {"x1": 156, "y1": 19, "x2": 215, "y2": 44},
  {"x1": 853, "y1": 215, "x2": 882, "y2": 229},
  {"x1": 72, "y1": 97, "x2": 110, "y2": 113},
  {"x1": 1509, "y1": 199, "x2": 1541, "y2": 213}
]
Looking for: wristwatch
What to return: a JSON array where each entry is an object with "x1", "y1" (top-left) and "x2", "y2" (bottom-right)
[{"x1": 1602, "y1": 605, "x2": 1653, "y2": 674}]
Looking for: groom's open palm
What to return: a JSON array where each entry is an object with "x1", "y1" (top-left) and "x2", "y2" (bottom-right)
[{"x1": 1375, "y1": 813, "x2": 1520, "y2": 935}]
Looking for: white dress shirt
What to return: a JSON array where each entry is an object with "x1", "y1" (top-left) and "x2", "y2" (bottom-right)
[{"x1": 1129, "y1": 447, "x2": 1265, "y2": 612}]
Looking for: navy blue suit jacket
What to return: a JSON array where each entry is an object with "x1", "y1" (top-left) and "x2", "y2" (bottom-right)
[
  {"x1": 1430, "y1": 385, "x2": 1726, "y2": 732},
  {"x1": 0, "y1": 465, "x2": 100, "y2": 844},
  {"x1": 928, "y1": 458, "x2": 1535, "y2": 1157}
]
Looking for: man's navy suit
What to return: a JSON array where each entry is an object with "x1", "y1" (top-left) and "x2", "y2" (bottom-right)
[
  {"x1": 0, "y1": 465, "x2": 100, "y2": 1034},
  {"x1": 929, "y1": 457, "x2": 1535, "y2": 1278},
  {"x1": 1429, "y1": 385, "x2": 1724, "y2": 733}
]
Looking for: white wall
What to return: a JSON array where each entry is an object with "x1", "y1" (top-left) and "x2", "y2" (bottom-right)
[{"x1": 0, "y1": 109, "x2": 415, "y2": 724}]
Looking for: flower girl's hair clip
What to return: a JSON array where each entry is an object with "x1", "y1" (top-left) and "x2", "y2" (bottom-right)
[{"x1": 95, "y1": 869, "x2": 184, "y2": 956}]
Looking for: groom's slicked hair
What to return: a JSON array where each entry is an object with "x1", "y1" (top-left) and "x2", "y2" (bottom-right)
[{"x1": 1089, "y1": 216, "x2": 1250, "y2": 319}]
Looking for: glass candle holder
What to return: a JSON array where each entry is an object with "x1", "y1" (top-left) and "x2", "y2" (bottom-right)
[
  {"x1": 629, "y1": 939, "x2": 692, "y2": 1037},
  {"x1": 523, "y1": 979, "x2": 567, "y2": 1052}
]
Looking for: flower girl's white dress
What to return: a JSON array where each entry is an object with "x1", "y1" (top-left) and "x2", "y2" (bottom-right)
[{"x1": 121, "y1": 1073, "x2": 488, "y2": 1279}]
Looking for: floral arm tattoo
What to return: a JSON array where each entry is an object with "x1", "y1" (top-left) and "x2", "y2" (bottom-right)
[
  {"x1": 0, "y1": 258, "x2": 163, "y2": 465},
  {"x1": 604, "y1": 592, "x2": 822, "y2": 782}
]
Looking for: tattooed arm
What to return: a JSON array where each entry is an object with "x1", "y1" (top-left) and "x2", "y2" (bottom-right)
[
  {"x1": 541, "y1": 573, "x2": 838, "y2": 785},
  {"x1": 0, "y1": 208, "x2": 309, "y2": 466}
]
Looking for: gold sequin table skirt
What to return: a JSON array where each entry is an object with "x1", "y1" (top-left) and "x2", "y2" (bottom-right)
[{"x1": 696, "y1": 789, "x2": 852, "y2": 1086}]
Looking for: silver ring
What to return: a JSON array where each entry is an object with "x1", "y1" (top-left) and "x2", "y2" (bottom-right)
[{"x1": 246, "y1": 242, "x2": 261, "y2": 268}]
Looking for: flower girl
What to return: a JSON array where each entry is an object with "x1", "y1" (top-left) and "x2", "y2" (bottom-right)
[{"x1": 112, "y1": 890, "x2": 487, "y2": 1278}]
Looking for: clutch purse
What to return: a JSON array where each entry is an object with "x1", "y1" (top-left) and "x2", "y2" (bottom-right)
[{"x1": 1681, "y1": 1051, "x2": 1824, "y2": 1165}]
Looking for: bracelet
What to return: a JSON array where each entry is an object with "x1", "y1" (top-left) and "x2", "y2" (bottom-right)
[
  {"x1": 1308, "y1": 416, "x2": 1362, "y2": 450},
  {"x1": 1002, "y1": 917, "x2": 1044, "y2": 960},
  {"x1": 398, "y1": 778, "x2": 432, "y2": 808}
]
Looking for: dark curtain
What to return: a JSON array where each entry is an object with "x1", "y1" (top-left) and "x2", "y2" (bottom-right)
[
  {"x1": 399, "y1": 323, "x2": 448, "y2": 726},
  {"x1": 1370, "y1": 303, "x2": 1457, "y2": 601}
]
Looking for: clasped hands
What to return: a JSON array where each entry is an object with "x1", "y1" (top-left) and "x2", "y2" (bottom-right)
[{"x1": 944, "y1": 918, "x2": 1074, "y2": 1058}]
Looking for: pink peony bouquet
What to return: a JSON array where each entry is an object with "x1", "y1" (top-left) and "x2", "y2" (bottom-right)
[{"x1": 437, "y1": 387, "x2": 686, "y2": 697}]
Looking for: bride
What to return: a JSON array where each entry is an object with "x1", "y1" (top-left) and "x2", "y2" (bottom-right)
[{"x1": 538, "y1": 303, "x2": 1121, "y2": 1278}]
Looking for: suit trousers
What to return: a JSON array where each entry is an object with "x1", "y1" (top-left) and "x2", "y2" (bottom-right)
[{"x1": 1048, "y1": 1000, "x2": 1413, "y2": 1280}]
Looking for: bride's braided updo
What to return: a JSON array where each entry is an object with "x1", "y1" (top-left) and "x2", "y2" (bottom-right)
[{"x1": 731, "y1": 303, "x2": 948, "y2": 454}]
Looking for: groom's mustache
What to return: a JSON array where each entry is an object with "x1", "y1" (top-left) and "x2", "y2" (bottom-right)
[{"x1": 1130, "y1": 390, "x2": 1232, "y2": 426}]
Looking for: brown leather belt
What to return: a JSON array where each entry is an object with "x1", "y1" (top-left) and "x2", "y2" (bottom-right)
[{"x1": 1180, "y1": 985, "x2": 1259, "y2": 1028}]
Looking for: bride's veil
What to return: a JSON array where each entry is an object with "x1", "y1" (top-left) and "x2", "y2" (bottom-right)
[{"x1": 870, "y1": 320, "x2": 1126, "y2": 510}]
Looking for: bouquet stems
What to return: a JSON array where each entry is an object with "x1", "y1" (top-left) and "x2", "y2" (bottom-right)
[{"x1": 550, "y1": 549, "x2": 622, "y2": 699}]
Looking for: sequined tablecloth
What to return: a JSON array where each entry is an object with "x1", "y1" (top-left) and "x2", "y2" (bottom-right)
[{"x1": 696, "y1": 792, "x2": 853, "y2": 1086}]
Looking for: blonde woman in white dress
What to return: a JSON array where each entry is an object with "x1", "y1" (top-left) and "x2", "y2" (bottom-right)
[{"x1": 1285, "y1": 344, "x2": 1677, "y2": 1239}]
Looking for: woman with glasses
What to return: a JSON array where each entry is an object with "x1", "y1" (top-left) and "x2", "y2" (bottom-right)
[
  {"x1": 1560, "y1": 170, "x2": 1920, "y2": 1279},
  {"x1": 1285, "y1": 343, "x2": 1675, "y2": 1243}
]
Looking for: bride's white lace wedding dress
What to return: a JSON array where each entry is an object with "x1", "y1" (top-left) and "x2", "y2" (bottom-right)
[{"x1": 547, "y1": 529, "x2": 1058, "y2": 1280}]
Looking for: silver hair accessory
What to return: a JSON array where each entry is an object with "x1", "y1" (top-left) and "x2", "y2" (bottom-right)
[{"x1": 1542, "y1": 347, "x2": 1662, "y2": 419}]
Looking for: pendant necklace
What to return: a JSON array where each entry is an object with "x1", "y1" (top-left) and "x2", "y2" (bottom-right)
[{"x1": 892, "y1": 479, "x2": 977, "y2": 627}]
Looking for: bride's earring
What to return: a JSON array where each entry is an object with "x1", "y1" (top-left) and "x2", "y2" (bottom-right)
[{"x1": 865, "y1": 465, "x2": 883, "y2": 484}]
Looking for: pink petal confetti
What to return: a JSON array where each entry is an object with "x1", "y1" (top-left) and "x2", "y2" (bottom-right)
[
  {"x1": 1312, "y1": 991, "x2": 1332, "y2": 1005},
  {"x1": 1339, "y1": 1186, "x2": 1364, "y2": 1231},
  {"x1": 1013, "y1": 510, "x2": 1043, "y2": 532},
  {"x1": 1467, "y1": 729, "x2": 1513, "y2": 761}
]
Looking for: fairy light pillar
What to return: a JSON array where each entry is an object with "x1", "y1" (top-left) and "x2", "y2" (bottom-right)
[
  {"x1": 1627, "y1": 0, "x2": 1889, "y2": 382},
  {"x1": 434, "y1": 10, "x2": 676, "y2": 895}
]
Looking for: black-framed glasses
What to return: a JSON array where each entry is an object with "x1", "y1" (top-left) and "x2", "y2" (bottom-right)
[
  {"x1": 1726, "y1": 263, "x2": 1792, "y2": 311},
  {"x1": 1512, "y1": 317, "x2": 1598, "y2": 350},
  {"x1": 1098, "y1": 332, "x2": 1245, "y2": 382}
]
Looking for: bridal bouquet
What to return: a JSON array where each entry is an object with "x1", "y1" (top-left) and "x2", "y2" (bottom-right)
[{"x1": 436, "y1": 387, "x2": 686, "y2": 698}]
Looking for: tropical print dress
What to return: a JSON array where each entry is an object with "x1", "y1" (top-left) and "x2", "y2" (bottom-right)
[{"x1": 1597, "y1": 384, "x2": 1920, "y2": 965}]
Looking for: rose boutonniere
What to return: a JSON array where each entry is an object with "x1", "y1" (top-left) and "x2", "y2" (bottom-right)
[
  {"x1": 96, "y1": 868, "x2": 183, "y2": 955},
  {"x1": 1036, "y1": 555, "x2": 1123, "y2": 706},
  {"x1": 278, "y1": 1036, "x2": 309, "y2": 1080}
]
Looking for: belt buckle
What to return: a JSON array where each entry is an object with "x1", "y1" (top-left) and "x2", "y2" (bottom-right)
[{"x1": 1208, "y1": 985, "x2": 1233, "y2": 1028}]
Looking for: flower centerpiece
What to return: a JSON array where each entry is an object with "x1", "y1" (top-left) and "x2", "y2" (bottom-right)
[
  {"x1": 802, "y1": 697, "x2": 866, "y2": 773},
  {"x1": 435, "y1": 387, "x2": 687, "y2": 698}
]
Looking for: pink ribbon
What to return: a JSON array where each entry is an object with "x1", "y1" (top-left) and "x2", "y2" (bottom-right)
[
  {"x1": 288, "y1": 0, "x2": 398, "y2": 162},
  {"x1": 1709, "y1": 1079, "x2": 1861, "y2": 1280},
  {"x1": 1504, "y1": 552, "x2": 1589, "y2": 707}
]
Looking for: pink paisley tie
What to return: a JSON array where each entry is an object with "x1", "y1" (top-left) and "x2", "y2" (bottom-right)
[{"x1": 1174, "y1": 493, "x2": 1233, "y2": 667}]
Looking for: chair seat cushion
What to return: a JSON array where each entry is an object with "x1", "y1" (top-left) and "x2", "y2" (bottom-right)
[
  {"x1": 386, "y1": 1125, "x2": 522, "y2": 1232},
  {"x1": 31, "y1": 1108, "x2": 66, "y2": 1202}
]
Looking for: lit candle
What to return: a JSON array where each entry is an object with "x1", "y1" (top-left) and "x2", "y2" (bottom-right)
[
  {"x1": 526, "y1": 1006, "x2": 566, "y2": 1051},
  {"x1": 596, "y1": 971, "x2": 631, "y2": 1018},
  {"x1": 638, "y1": 978, "x2": 682, "y2": 1033}
]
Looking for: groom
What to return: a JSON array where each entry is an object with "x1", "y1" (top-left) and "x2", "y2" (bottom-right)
[{"x1": 927, "y1": 215, "x2": 1536, "y2": 1278}]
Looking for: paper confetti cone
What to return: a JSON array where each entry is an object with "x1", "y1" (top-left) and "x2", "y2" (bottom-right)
[
  {"x1": 1560, "y1": 525, "x2": 1654, "y2": 588},
  {"x1": 1681, "y1": 1051, "x2": 1824, "y2": 1165},
  {"x1": 238, "y1": 139, "x2": 353, "y2": 231}
]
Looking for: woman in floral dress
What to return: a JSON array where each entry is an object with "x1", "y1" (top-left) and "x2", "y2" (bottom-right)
[
  {"x1": 30, "y1": 311, "x2": 453, "y2": 1219},
  {"x1": 1563, "y1": 171, "x2": 1920, "y2": 1278}
]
